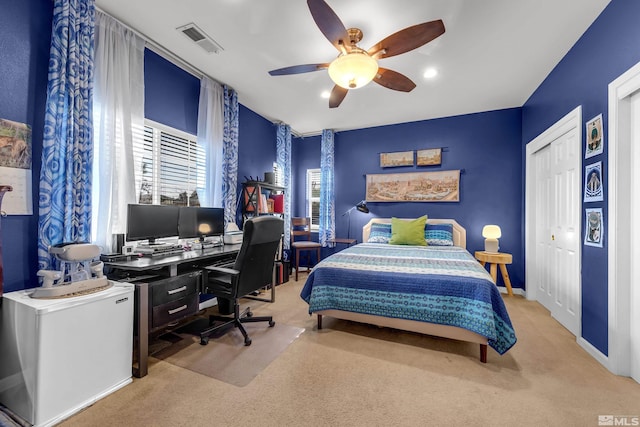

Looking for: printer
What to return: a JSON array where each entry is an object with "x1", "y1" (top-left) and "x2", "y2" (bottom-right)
[{"x1": 223, "y1": 223, "x2": 243, "y2": 245}]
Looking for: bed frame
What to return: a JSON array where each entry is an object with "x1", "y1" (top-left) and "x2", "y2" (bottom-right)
[{"x1": 315, "y1": 218, "x2": 489, "y2": 363}]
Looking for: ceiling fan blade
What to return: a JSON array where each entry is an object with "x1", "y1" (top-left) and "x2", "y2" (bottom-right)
[
  {"x1": 373, "y1": 68, "x2": 416, "y2": 92},
  {"x1": 368, "y1": 20, "x2": 445, "y2": 59},
  {"x1": 329, "y1": 85, "x2": 348, "y2": 108},
  {"x1": 307, "y1": 0, "x2": 349, "y2": 51},
  {"x1": 268, "y1": 64, "x2": 329, "y2": 76}
]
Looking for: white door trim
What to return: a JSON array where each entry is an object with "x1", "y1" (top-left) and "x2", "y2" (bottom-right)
[
  {"x1": 525, "y1": 106, "x2": 582, "y2": 302},
  {"x1": 607, "y1": 60, "x2": 640, "y2": 378}
]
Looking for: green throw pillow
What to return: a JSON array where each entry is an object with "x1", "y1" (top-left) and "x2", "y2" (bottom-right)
[{"x1": 389, "y1": 216, "x2": 428, "y2": 246}]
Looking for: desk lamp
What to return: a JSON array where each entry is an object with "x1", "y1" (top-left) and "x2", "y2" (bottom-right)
[{"x1": 482, "y1": 225, "x2": 501, "y2": 253}]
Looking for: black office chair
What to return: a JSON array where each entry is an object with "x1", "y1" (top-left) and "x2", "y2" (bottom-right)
[{"x1": 199, "y1": 216, "x2": 284, "y2": 346}]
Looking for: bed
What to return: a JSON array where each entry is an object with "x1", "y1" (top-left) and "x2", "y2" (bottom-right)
[{"x1": 300, "y1": 218, "x2": 517, "y2": 363}]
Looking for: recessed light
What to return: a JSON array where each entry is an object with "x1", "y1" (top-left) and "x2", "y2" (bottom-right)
[
  {"x1": 423, "y1": 68, "x2": 438, "y2": 79},
  {"x1": 321, "y1": 91, "x2": 331, "y2": 99}
]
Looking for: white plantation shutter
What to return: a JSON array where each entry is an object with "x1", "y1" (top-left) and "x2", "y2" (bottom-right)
[
  {"x1": 307, "y1": 168, "x2": 321, "y2": 229},
  {"x1": 137, "y1": 120, "x2": 205, "y2": 206}
]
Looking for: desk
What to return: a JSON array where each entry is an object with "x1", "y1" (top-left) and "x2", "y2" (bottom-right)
[
  {"x1": 474, "y1": 251, "x2": 514, "y2": 296},
  {"x1": 105, "y1": 244, "x2": 242, "y2": 277},
  {"x1": 105, "y1": 244, "x2": 243, "y2": 378}
]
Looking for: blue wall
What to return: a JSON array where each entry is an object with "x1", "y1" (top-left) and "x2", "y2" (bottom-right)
[
  {"x1": 294, "y1": 108, "x2": 524, "y2": 289},
  {"x1": 0, "y1": 0, "x2": 53, "y2": 291},
  {"x1": 522, "y1": 0, "x2": 640, "y2": 355},
  {"x1": 236, "y1": 105, "x2": 279, "y2": 224},
  {"x1": 144, "y1": 50, "x2": 200, "y2": 135},
  {"x1": 4, "y1": 0, "x2": 638, "y2": 358}
]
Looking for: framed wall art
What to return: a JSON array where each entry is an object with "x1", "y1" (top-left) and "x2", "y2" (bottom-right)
[
  {"x1": 584, "y1": 161, "x2": 603, "y2": 202},
  {"x1": 416, "y1": 148, "x2": 442, "y2": 166},
  {"x1": 584, "y1": 207, "x2": 603, "y2": 248},
  {"x1": 0, "y1": 118, "x2": 33, "y2": 215},
  {"x1": 366, "y1": 170, "x2": 460, "y2": 202},
  {"x1": 585, "y1": 113, "x2": 604, "y2": 159},
  {"x1": 379, "y1": 150, "x2": 414, "y2": 168}
]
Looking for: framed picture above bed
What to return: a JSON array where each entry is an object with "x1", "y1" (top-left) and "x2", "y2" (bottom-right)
[
  {"x1": 366, "y1": 170, "x2": 460, "y2": 202},
  {"x1": 379, "y1": 150, "x2": 414, "y2": 168},
  {"x1": 416, "y1": 148, "x2": 442, "y2": 166}
]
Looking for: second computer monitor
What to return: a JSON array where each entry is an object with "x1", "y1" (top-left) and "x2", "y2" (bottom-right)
[{"x1": 178, "y1": 206, "x2": 225, "y2": 242}]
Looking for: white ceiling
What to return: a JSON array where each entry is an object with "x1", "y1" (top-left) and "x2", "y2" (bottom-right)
[{"x1": 95, "y1": 0, "x2": 611, "y2": 136}]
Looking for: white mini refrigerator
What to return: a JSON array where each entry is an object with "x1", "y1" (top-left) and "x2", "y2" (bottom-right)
[{"x1": 0, "y1": 282, "x2": 134, "y2": 427}]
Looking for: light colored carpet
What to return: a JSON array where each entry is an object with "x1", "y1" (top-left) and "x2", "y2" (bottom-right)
[
  {"x1": 60, "y1": 276, "x2": 640, "y2": 427},
  {"x1": 152, "y1": 318, "x2": 304, "y2": 387}
]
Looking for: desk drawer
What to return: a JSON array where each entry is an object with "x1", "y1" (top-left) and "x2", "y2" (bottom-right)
[
  {"x1": 152, "y1": 294, "x2": 198, "y2": 328},
  {"x1": 151, "y1": 272, "x2": 200, "y2": 306}
]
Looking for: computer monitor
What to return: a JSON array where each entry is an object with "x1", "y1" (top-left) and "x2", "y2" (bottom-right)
[
  {"x1": 126, "y1": 204, "x2": 180, "y2": 245},
  {"x1": 178, "y1": 207, "x2": 225, "y2": 242}
]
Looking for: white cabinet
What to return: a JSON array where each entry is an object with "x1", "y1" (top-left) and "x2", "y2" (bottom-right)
[{"x1": 0, "y1": 283, "x2": 134, "y2": 427}]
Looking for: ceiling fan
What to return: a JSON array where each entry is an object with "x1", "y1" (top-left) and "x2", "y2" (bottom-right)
[{"x1": 268, "y1": 0, "x2": 445, "y2": 108}]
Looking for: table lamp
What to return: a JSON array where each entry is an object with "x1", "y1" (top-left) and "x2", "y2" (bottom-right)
[{"x1": 482, "y1": 225, "x2": 501, "y2": 253}]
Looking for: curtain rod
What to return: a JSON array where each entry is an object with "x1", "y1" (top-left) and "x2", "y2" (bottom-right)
[{"x1": 95, "y1": 6, "x2": 225, "y2": 88}]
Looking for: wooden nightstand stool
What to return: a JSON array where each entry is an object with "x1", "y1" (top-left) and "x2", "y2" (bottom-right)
[{"x1": 474, "y1": 251, "x2": 514, "y2": 296}]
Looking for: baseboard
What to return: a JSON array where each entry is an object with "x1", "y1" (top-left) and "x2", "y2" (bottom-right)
[
  {"x1": 578, "y1": 336, "x2": 610, "y2": 370},
  {"x1": 497, "y1": 286, "x2": 526, "y2": 297}
]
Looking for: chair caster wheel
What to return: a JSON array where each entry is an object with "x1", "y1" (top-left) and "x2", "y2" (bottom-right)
[
  {"x1": 246, "y1": 311, "x2": 253, "y2": 318},
  {"x1": 200, "y1": 337, "x2": 209, "y2": 345},
  {"x1": 269, "y1": 320, "x2": 275, "y2": 327},
  {"x1": 244, "y1": 338, "x2": 252, "y2": 346}
]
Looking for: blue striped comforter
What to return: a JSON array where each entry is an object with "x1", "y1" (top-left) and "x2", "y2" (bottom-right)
[{"x1": 300, "y1": 243, "x2": 517, "y2": 354}]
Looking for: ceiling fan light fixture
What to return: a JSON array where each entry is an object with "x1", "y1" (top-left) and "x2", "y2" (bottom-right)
[{"x1": 328, "y1": 51, "x2": 378, "y2": 89}]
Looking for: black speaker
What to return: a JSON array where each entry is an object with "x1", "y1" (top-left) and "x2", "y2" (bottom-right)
[{"x1": 113, "y1": 233, "x2": 125, "y2": 254}]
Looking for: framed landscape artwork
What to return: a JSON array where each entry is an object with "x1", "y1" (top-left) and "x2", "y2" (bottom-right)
[
  {"x1": 416, "y1": 148, "x2": 442, "y2": 166},
  {"x1": 379, "y1": 150, "x2": 414, "y2": 168},
  {"x1": 366, "y1": 170, "x2": 460, "y2": 202}
]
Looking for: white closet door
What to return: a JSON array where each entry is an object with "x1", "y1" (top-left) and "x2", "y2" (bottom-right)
[
  {"x1": 548, "y1": 127, "x2": 581, "y2": 336},
  {"x1": 529, "y1": 115, "x2": 581, "y2": 337},
  {"x1": 534, "y1": 144, "x2": 553, "y2": 311}
]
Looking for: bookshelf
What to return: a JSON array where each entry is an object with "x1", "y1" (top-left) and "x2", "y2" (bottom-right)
[{"x1": 241, "y1": 181, "x2": 285, "y2": 222}]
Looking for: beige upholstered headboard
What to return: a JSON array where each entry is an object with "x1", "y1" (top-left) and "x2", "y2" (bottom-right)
[{"x1": 362, "y1": 218, "x2": 467, "y2": 249}]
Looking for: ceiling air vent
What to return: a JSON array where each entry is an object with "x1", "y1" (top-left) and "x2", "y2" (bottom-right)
[{"x1": 177, "y1": 23, "x2": 223, "y2": 54}]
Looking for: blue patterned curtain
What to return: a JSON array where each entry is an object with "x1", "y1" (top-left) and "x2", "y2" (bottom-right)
[
  {"x1": 222, "y1": 86, "x2": 239, "y2": 227},
  {"x1": 38, "y1": 0, "x2": 95, "y2": 270},
  {"x1": 276, "y1": 124, "x2": 292, "y2": 249},
  {"x1": 319, "y1": 129, "x2": 335, "y2": 247}
]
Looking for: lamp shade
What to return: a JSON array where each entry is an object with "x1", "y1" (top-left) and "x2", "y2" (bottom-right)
[
  {"x1": 328, "y1": 51, "x2": 378, "y2": 89},
  {"x1": 482, "y1": 225, "x2": 502, "y2": 239},
  {"x1": 356, "y1": 200, "x2": 369, "y2": 213}
]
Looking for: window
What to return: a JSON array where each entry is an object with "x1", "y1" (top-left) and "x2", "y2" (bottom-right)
[
  {"x1": 306, "y1": 168, "x2": 321, "y2": 230},
  {"x1": 137, "y1": 120, "x2": 205, "y2": 206}
]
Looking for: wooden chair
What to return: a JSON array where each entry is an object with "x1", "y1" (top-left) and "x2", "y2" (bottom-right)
[{"x1": 291, "y1": 217, "x2": 321, "y2": 281}]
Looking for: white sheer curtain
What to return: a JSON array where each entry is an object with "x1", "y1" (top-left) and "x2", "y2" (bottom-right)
[
  {"x1": 91, "y1": 11, "x2": 145, "y2": 253},
  {"x1": 197, "y1": 77, "x2": 224, "y2": 207}
]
